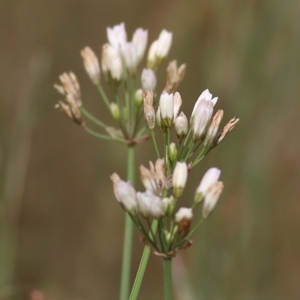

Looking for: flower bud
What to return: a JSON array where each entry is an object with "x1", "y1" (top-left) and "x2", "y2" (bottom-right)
[
  {"x1": 191, "y1": 89, "x2": 218, "y2": 125},
  {"x1": 202, "y1": 181, "x2": 224, "y2": 218},
  {"x1": 107, "y1": 23, "x2": 127, "y2": 50},
  {"x1": 110, "y1": 173, "x2": 138, "y2": 215},
  {"x1": 81, "y1": 46, "x2": 100, "y2": 84},
  {"x1": 172, "y1": 162, "x2": 188, "y2": 197},
  {"x1": 121, "y1": 42, "x2": 138, "y2": 76},
  {"x1": 159, "y1": 92, "x2": 174, "y2": 127},
  {"x1": 141, "y1": 68, "x2": 157, "y2": 91},
  {"x1": 132, "y1": 28, "x2": 148, "y2": 64},
  {"x1": 173, "y1": 92, "x2": 182, "y2": 120},
  {"x1": 156, "y1": 106, "x2": 165, "y2": 131},
  {"x1": 147, "y1": 40, "x2": 158, "y2": 69},
  {"x1": 195, "y1": 167, "x2": 221, "y2": 203},
  {"x1": 134, "y1": 89, "x2": 143, "y2": 107},
  {"x1": 169, "y1": 142, "x2": 177, "y2": 162},
  {"x1": 192, "y1": 100, "x2": 214, "y2": 141},
  {"x1": 102, "y1": 44, "x2": 123, "y2": 83},
  {"x1": 143, "y1": 90, "x2": 155, "y2": 129},
  {"x1": 175, "y1": 207, "x2": 193, "y2": 238},
  {"x1": 156, "y1": 29, "x2": 172, "y2": 60},
  {"x1": 110, "y1": 102, "x2": 120, "y2": 120},
  {"x1": 162, "y1": 196, "x2": 175, "y2": 216},
  {"x1": 174, "y1": 112, "x2": 188, "y2": 140},
  {"x1": 136, "y1": 190, "x2": 164, "y2": 218},
  {"x1": 203, "y1": 109, "x2": 224, "y2": 148}
]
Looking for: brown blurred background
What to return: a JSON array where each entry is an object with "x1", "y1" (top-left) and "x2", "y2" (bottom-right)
[{"x1": 1, "y1": 0, "x2": 300, "y2": 299}]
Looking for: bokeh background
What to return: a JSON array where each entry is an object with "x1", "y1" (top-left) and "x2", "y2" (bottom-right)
[{"x1": 1, "y1": 0, "x2": 300, "y2": 299}]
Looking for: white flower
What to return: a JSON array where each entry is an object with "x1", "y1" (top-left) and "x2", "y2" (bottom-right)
[
  {"x1": 121, "y1": 42, "x2": 138, "y2": 75},
  {"x1": 175, "y1": 207, "x2": 193, "y2": 223},
  {"x1": 174, "y1": 112, "x2": 188, "y2": 140},
  {"x1": 192, "y1": 100, "x2": 214, "y2": 141},
  {"x1": 195, "y1": 168, "x2": 221, "y2": 203},
  {"x1": 102, "y1": 44, "x2": 123, "y2": 82},
  {"x1": 156, "y1": 29, "x2": 172, "y2": 59},
  {"x1": 159, "y1": 91, "x2": 174, "y2": 127},
  {"x1": 141, "y1": 69, "x2": 157, "y2": 91},
  {"x1": 172, "y1": 162, "x2": 188, "y2": 197},
  {"x1": 107, "y1": 23, "x2": 127, "y2": 50},
  {"x1": 81, "y1": 47, "x2": 100, "y2": 84},
  {"x1": 132, "y1": 28, "x2": 148, "y2": 64},
  {"x1": 147, "y1": 40, "x2": 158, "y2": 68},
  {"x1": 110, "y1": 173, "x2": 138, "y2": 215},
  {"x1": 136, "y1": 190, "x2": 164, "y2": 218},
  {"x1": 173, "y1": 92, "x2": 182, "y2": 120},
  {"x1": 191, "y1": 89, "x2": 218, "y2": 124},
  {"x1": 202, "y1": 181, "x2": 224, "y2": 218}
]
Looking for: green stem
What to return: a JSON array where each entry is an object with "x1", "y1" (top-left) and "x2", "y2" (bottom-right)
[
  {"x1": 80, "y1": 107, "x2": 107, "y2": 128},
  {"x1": 164, "y1": 258, "x2": 172, "y2": 300},
  {"x1": 120, "y1": 145, "x2": 135, "y2": 300},
  {"x1": 82, "y1": 125, "x2": 120, "y2": 141},
  {"x1": 150, "y1": 129, "x2": 161, "y2": 158},
  {"x1": 129, "y1": 219, "x2": 159, "y2": 300},
  {"x1": 96, "y1": 84, "x2": 111, "y2": 110}
]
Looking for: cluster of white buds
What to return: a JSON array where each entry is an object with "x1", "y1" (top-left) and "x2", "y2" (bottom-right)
[
  {"x1": 143, "y1": 87, "x2": 239, "y2": 169},
  {"x1": 111, "y1": 160, "x2": 224, "y2": 257},
  {"x1": 55, "y1": 22, "x2": 177, "y2": 144}
]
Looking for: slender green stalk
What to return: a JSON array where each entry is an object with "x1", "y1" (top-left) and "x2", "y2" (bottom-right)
[
  {"x1": 80, "y1": 107, "x2": 108, "y2": 128},
  {"x1": 164, "y1": 258, "x2": 172, "y2": 300},
  {"x1": 129, "y1": 219, "x2": 159, "y2": 300},
  {"x1": 96, "y1": 84, "x2": 111, "y2": 110},
  {"x1": 83, "y1": 125, "x2": 122, "y2": 141},
  {"x1": 150, "y1": 129, "x2": 161, "y2": 158},
  {"x1": 120, "y1": 145, "x2": 135, "y2": 300}
]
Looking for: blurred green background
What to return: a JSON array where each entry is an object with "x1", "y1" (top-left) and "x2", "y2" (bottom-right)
[{"x1": 1, "y1": 0, "x2": 300, "y2": 299}]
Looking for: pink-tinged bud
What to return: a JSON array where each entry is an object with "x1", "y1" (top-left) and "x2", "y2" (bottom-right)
[
  {"x1": 191, "y1": 89, "x2": 218, "y2": 125},
  {"x1": 136, "y1": 190, "x2": 164, "y2": 218},
  {"x1": 159, "y1": 92, "x2": 174, "y2": 127},
  {"x1": 132, "y1": 28, "x2": 148, "y2": 64},
  {"x1": 204, "y1": 109, "x2": 224, "y2": 148},
  {"x1": 202, "y1": 181, "x2": 224, "y2": 218},
  {"x1": 141, "y1": 69, "x2": 157, "y2": 91},
  {"x1": 174, "y1": 112, "x2": 188, "y2": 140},
  {"x1": 156, "y1": 29, "x2": 173, "y2": 59},
  {"x1": 195, "y1": 167, "x2": 221, "y2": 203},
  {"x1": 175, "y1": 207, "x2": 193, "y2": 237},
  {"x1": 173, "y1": 92, "x2": 182, "y2": 120},
  {"x1": 107, "y1": 23, "x2": 127, "y2": 50},
  {"x1": 121, "y1": 42, "x2": 138, "y2": 76},
  {"x1": 110, "y1": 173, "x2": 138, "y2": 215},
  {"x1": 81, "y1": 46, "x2": 100, "y2": 84},
  {"x1": 172, "y1": 162, "x2": 188, "y2": 197},
  {"x1": 102, "y1": 44, "x2": 123, "y2": 82},
  {"x1": 192, "y1": 100, "x2": 214, "y2": 141}
]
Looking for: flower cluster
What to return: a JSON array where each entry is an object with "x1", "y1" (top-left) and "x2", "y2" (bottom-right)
[
  {"x1": 54, "y1": 23, "x2": 178, "y2": 145},
  {"x1": 111, "y1": 161, "x2": 224, "y2": 257},
  {"x1": 143, "y1": 88, "x2": 239, "y2": 171}
]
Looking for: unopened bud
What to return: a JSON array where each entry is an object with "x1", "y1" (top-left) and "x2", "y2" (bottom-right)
[
  {"x1": 159, "y1": 92, "x2": 174, "y2": 128},
  {"x1": 134, "y1": 89, "x2": 143, "y2": 107},
  {"x1": 195, "y1": 167, "x2": 221, "y2": 203},
  {"x1": 132, "y1": 28, "x2": 148, "y2": 64},
  {"x1": 175, "y1": 207, "x2": 193, "y2": 238},
  {"x1": 172, "y1": 162, "x2": 188, "y2": 197},
  {"x1": 162, "y1": 196, "x2": 175, "y2": 216},
  {"x1": 81, "y1": 46, "x2": 100, "y2": 84},
  {"x1": 141, "y1": 68, "x2": 157, "y2": 91},
  {"x1": 110, "y1": 102, "x2": 120, "y2": 120},
  {"x1": 204, "y1": 110, "x2": 224, "y2": 148},
  {"x1": 202, "y1": 181, "x2": 224, "y2": 218},
  {"x1": 174, "y1": 112, "x2": 188, "y2": 140},
  {"x1": 169, "y1": 142, "x2": 177, "y2": 162},
  {"x1": 143, "y1": 90, "x2": 155, "y2": 129}
]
